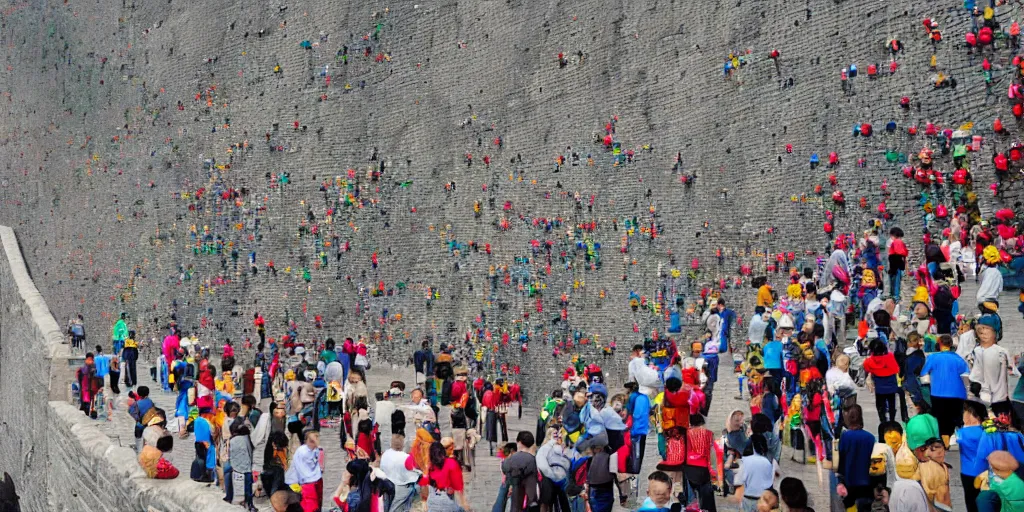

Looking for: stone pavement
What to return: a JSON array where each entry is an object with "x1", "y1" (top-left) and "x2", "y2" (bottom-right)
[{"x1": 87, "y1": 279, "x2": 1023, "y2": 512}]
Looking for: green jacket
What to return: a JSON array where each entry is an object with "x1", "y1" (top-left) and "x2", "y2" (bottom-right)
[
  {"x1": 993, "y1": 473, "x2": 1024, "y2": 512},
  {"x1": 112, "y1": 319, "x2": 128, "y2": 341}
]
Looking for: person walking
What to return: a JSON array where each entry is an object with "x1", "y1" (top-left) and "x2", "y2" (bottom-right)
[
  {"x1": 227, "y1": 420, "x2": 258, "y2": 512},
  {"x1": 112, "y1": 312, "x2": 128, "y2": 355},
  {"x1": 920, "y1": 335, "x2": 969, "y2": 447}
]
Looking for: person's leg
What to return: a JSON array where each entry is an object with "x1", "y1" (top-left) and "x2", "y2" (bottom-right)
[
  {"x1": 224, "y1": 466, "x2": 234, "y2": 502},
  {"x1": 963, "y1": 473, "x2": 981, "y2": 512},
  {"x1": 897, "y1": 389, "x2": 909, "y2": 422},
  {"x1": 492, "y1": 481, "x2": 509, "y2": 512},
  {"x1": 697, "y1": 481, "x2": 717, "y2": 512},
  {"x1": 875, "y1": 393, "x2": 887, "y2": 422},
  {"x1": 886, "y1": 393, "x2": 897, "y2": 422},
  {"x1": 634, "y1": 434, "x2": 647, "y2": 474},
  {"x1": 244, "y1": 472, "x2": 254, "y2": 508},
  {"x1": 499, "y1": 413, "x2": 508, "y2": 442},
  {"x1": 977, "y1": 490, "x2": 1003, "y2": 512},
  {"x1": 536, "y1": 418, "x2": 547, "y2": 446}
]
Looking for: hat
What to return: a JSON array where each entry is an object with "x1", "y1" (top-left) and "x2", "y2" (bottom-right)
[
  {"x1": 778, "y1": 314, "x2": 795, "y2": 330},
  {"x1": 984, "y1": 245, "x2": 1002, "y2": 265},
  {"x1": 989, "y1": 451, "x2": 1020, "y2": 473},
  {"x1": 589, "y1": 382, "x2": 608, "y2": 397},
  {"x1": 906, "y1": 413, "x2": 940, "y2": 450},
  {"x1": 977, "y1": 313, "x2": 1003, "y2": 340},
  {"x1": 911, "y1": 286, "x2": 930, "y2": 307},
  {"x1": 390, "y1": 380, "x2": 407, "y2": 391},
  {"x1": 295, "y1": 346, "x2": 306, "y2": 355},
  {"x1": 388, "y1": 387, "x2": 404, "y2": 397},
  {"x1": 455, "y1": 366, "x2": 469, "y2": 376}
]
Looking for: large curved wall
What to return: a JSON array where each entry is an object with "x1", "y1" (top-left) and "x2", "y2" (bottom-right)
[{"x1": 1, "y1": 0, "x2": 1017, "y2": 395}]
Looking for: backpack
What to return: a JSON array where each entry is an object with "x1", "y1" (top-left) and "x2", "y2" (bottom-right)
[
  {"x1": 464, "y1": 392, "x2": 478, "y2": 420},
  {"x1": 71, "y1": 323, "x2": 85, "y2": 337},
  {"x1": 440, "y1": 377, "x2": 453, "y2": 406},
  {"x1": 564, "y1": 456, "x2": 591, "y2": 497}
]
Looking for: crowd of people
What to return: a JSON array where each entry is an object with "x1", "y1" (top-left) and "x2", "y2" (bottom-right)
[{"x1": 66, "y1": 212, "x2": 1024, "y2": 512}]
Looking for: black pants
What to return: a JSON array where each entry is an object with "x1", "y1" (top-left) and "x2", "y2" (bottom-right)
[
  {"x1": 124, "y1": 357, "x2": 138, "y2": 388},
  {"x1": 109, "y1": 371, "x2": 121, "y2": 395},
  {"x1": 963, "y1": 473, "x2": 981, "y2": 512},
  {"x1": 539, "y1": 477, "x2": 570, "y2": 512},
  {"x1": 875, "y1": 393, "x2": 896, "y2": 422},
  {"x1": 897, "y1": 389, "x2": 909, "y2": 421},
  {"x1": 683, "y1": 466, "x2": 717, "y2": 512},
  {"x1": 496, "y1": 413, "x2": 508, "y2": 442},
  {"x1": 931, "y1": 396, "x2": 965, "y2": 438},
  {"x1": 536, "y1": 417, "x2": 548, "y2": 446}
]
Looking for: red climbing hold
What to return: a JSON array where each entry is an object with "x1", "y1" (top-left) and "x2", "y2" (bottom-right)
[
  {"x1": 925, "y1": 123, "x2": 937, "y2": 136},
  {"x1": 1015, "y1": 104, "x2": 1024, "y2": 118},
  {"x1": 995, "y1": 153, "x2": 1010, "y2": 172},
  {"x1": 983, "y1": 58, "x2": 992, "y2": 71},
  {"x1": 824, "y1": 222, "x2": 834, "y2": 234},
  {"x1": 831, "y1": 190, "x2": 845, "y2": 203},
  {"x1": 860, "y1": 123, "x2": 872, "y2": 136},
  {"x1": 786, "y1": 144, "x2": 793, "y2": 153},
  {"x1": 900, "y1": 97, "x2": 910, "y2": 108},
  {"x1": 995, "y1": 118, "x2": 1005, "y2": 133},
  {"x1": 770, "y1": 49, "x2": 780, "y2": 59},
  {"x1": 828, "y1": 152, "x2": 839, "y2": 165}
]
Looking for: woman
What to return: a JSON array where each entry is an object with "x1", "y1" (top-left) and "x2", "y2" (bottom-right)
[
  {"x1": 228, "y1": 420, "x2": 257, "y2": 512},
  {"x1": 427, "y1": 441, "x2": 468, "y2": 512},
  {"x1": 482, "y1": 382, "x2": 498, "y2": 455},
  {"x1": 684, "y1": 414, "x2": 723, "y2": 512},
  {"x1": 537, "y1": 429, "x2": 573, "y2": 512},
  {"x1": 863, "y1": 339, "x2": 899, "y2": 422},
  {"x1": 836, "y1": 405, "x2": 875, "y2": 512},
  {"x1": 346, "y1": 369, "x2": 369, "y2": 440},
  {"x1": 261, "y1": 431, "x2": 290, "y2": 497}
]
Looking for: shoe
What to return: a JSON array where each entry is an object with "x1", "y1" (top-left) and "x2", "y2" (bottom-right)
[{"x1": 620, "y1": 497, "x2": 628, "y2": 507}]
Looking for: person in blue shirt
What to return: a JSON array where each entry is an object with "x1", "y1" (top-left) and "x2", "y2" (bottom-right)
[
  {"x1": 625, "y1": 382, "x2": 651, "y2": 475},
  {"x1": 717, "y1": 298, "x2": 737, "y2": 353},
  {"x1": 637, "y1": 471, "x2": 674, "y2": 512},
  {"x1": 763, "y1": 334, "x2": 784, "y2": 397},
  {"x1": 836, "y1": 404, "x2": 876, "y2": 512},
  {"x1": 128, "y1": 386, "x2": 154, "y2": 453},
  {"x1": 413, "y1": 340, "x2": 433, "y2": 386},
  {"x1": 959, "y1": 400, "x2": 989, "y2": 512},
  {"x1": 919, "y1": 335, "x2": 969, "y2": 446}
]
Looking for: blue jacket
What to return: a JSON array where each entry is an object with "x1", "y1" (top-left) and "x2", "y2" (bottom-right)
[
  {"x1": 904, "y1": 350, "x2": 926, "y2": 404},
  {"x1": 838, "y1": 429, "x2": 876, "y2": 487},
  {"x1": 413, "y1": 349, "x2": 434, "y2": 376},
  {"x1": 129, "y1": 397, "x2": 153, "y2": 429},
  {"x1": 718, "y1": 308, "x2": 736, "y2": 351},
  {"x1": 921, "y1": 351, "x2": 969, "y2": 399},
  {"x1": 629, "y1": 391, "x2": 651, "y2": 436}
]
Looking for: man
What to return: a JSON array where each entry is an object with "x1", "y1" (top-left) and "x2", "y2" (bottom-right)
[
  {"x1": 404, "y1": 388, "x2": 436, "y2": 423},
  {"x1": 122, "y1": 330, "x2": 139, "y2": 389},
  {"x1": 747, "y1": 307, "x2": 769, "y2": 346},
  {"x1": 628, "y1": 344, "x2": 661, "y2": 396},
  {"x1": 626, "y1": 381, "x2": 650, "y2": 475},
  {"x1": 413, "y1": 340, "x2": 434, "y2": 386},
  {"x1": 977, "y1": 245, "x2": 1004, "y2": 310},
  {"x1": 112, "y1": 312, "x2": 128, "y2": 355},
  {"x1": 77, "y1": 352, "x2": 100, "y2": 418},
  {"x1": 763, "y1": 317, "x2": 786, "y2": 396},
  {"x1": 536, "y1": 389, "x2": 565, "y2": 446},
  {"x1": 128, "y1": 386, "x2": 154, "y2": 453},
  {"x1": 375, "y1": 383, "x2": 402, "y2": 455},
  {"x1": 717, "y1": 298, "x2": 737, "y2": 352},
  {"x1": 380, "y1": 434, "x2": 420, "y2": 512},
  {"x1": 503, "y1": 431, "x2": 539, "y2": 512},
  {"x1": 920, "y1": 334, "x2": 969, "y2": 447},
  {"x1": 287, "y1": 431, "x2": 324, "y2": 511},
  {"x1": 970, "y1": 314, "x2": 1014, "y2": 419}
]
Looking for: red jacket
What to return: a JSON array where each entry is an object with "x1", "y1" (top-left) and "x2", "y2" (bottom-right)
[{"x1": 863, "y1": 352, "x2": 899, "y2": 377}]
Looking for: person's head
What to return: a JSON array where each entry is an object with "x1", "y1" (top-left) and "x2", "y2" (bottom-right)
[
  {"x1": 254, "y1": 312, "x2": 260, "y2": 320},
  {"x1": 750, "y1": 413, "x2": 772, "y2": 435},
  {"x1": 631, "y1": 344, "x2": 644, "y2": 357},
  {"x1": 156, "y1": 432, "x2": 174, "y2": 453},
  {"x1": 757, "y1": 488, "x2": 780, "y2": 512},
  {"x1": 84, "y1": 352, "x2": 94, "y2": 363},
  {"x1": 120, "y1": 312, "x2": 126, "y2": 320},
  {"x1": 646, "y1": 471, "x2": 673, "y2": 507},
  {"x1": 348, "y1": 369, "x2": 363, "y2": 384},
  {"x1": 573, "y1": 386, "x2": 588, "y2": 406},
  {"x1": 689, "y1": 414, "x2": 706, "y2": 428},
  {"x1": 925, "y1": 438, "x2": 946, "y2": 463},
  {"x1": 728, "y1": 410, "x2": 745, "y2": 431},
  {"x1": 411, "y1": 388, "x2": 424, "y2": 403},
  {"x1": 241, "y1": 394, "x2": 257, "y2": 412},
  {"x1": 937, "y1": 334, "x2": 954, "y2": 351},
  {"x1": 907, "y1": 331, "x2": 923, "y2": 349},
  {"x1": 780, "y1": 477, "x2": 809, "y2": 510},
  {"x1": 501, "y1": 442, "x2": 518, "y2": 457},
  {"x1": 516, "y1": 430, "x2": 535, "y2": 451},
  {"x1": 964, "y1": 400, "x2": 988, "y2": 426},
  {"x1": 271, "y1": 401, "x2": 285, "y2": 418},
  {"x1": 128, "y1": 329, "x2": 136, "y2": 339},
  {"x1": 844, "y1": 404, "x2": 864, "y2": 430},
  {"x1": 224, "y1": 401, "x2": 240, "y2": 418},
  {"x1": 868, "y1": 338, "x2": 886, "y2": 356},
  {"x1": 835, "y1": 354, "x2": 850, "y2": 372},
  {"x1": 230, "y1": 418, "x2": 251, "y2": 437},
  {"x1": 429, "y1": 441, "x2": 447, "y2": 470},
  {"x1": 136, "y1": 386, "x2": 150, "y2": 399},
  {"x1": 303, "y1": 430, "x2": 320, "y2": 448},
  {"x1": 95, "y1": 345, "x2": 103, "y2": 354},
  {"x1": 623, "y1": 381, "x2": 638, "y2": 395},
  {"x1": 977, "y1": 315, "x2": 1001, "y2": 345},
  {"x1": 989, "y1": 450, "x2": 1020, "y2": 480},
  {"x1": 421, "y1": 339, "x2": 430, "y2": 349},
  {"x1": 750, "y1": 433, "x2": 768, "y2": 456},
  {"x1": 717, "y1": 298, "x2": 726, "y2": 311},
  {"x1": 325, "y1": 338, "x2": 335, "y2": 351},
  {"x1": 391, "y1": 434, "x2": 406, "y2": 452}
]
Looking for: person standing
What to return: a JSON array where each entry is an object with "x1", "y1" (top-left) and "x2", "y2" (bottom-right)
[
  {"x1": 977, "y1": 246, "x2": 1004, "y2": 309},
  {"x1": 836, "y1": 405, "x2": 876, "y2": 512},
  {"x1": 684, "y1": 414, "x2": 723, "y2": 512},
  {"x1": 717, "y1": 298, "x2": 737, "y2": 352},
  {"x1": 627, "y1": 381, "x2": 651, "y2": 476},
  {"x1": 228, "y1": 421, "x2": 258, "y2": 512},
  {"x1": 381, "y1": 434, "x2": 420, "y2": 512},
  {"x1": 128, "y1": 386, "x2": 153, "y2": 452},
  {"x1": 702, "y1": 311, "x2": 722, "y2": 410},
  {"x1": 68, "y1": 314, "x2": 86, "y2": 351},
  {"x1": 112, "y1": 312, "x2": 128, "y2": 356},
  {"x1": 122, "y1": 330, "x2": 139, "y2": 389},
  {"x1": 287, "y1": 431, "x2": 324, "y2": 511},
  {"x1": 628, "y1": 344, "x2": 661, "y2": 396},
  {"x1": 920, "y1": 335, "x2": 970, "y2": 446},
  {"x1": 78, "y1": 352, "x2": 100, "y2": 418},
  {"x1": 504, "y1": 432, "x2": 539, "y2": 512},
  {"x1": 863, "y1": 339, "x2": 900, "y2": 423},
  {"x1": 969, "y1": 314, "x2": 1014, "y2": 419},
  {"x1": 414, "y1": 340, "x2": 435, "y2": 387}
]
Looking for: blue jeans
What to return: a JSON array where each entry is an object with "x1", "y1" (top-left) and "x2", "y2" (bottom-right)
[
  {"x1": 113, "y1": 339, "x2": 124, "y2": 355},
  {"x1": 977, "y1": 490, "x2": 1002, "y2": 512},
  {"x1": 890, "y1": 269, "x2": 903, "y2": 300},
  {"x1": 704, "y1": 353, "x2": 719, "y2": 383},
  {"x1": 390, "y1": 482, "x2": 418, "y2": 512},
  {"x1": 491, "y1": 481, "x2": 509, "y2": 512},
  {"x1": 224, "y1": 464, "x2": 233, "y2": 501},
  {"x1": 589, "y1": 487, "x2": 615, "y2": 512}
]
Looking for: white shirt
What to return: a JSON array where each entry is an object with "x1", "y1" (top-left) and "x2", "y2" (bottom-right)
[
  {"x1": 734, "y1": 454, "x2": 776, "y2": 498},
  {"x1": 287, "y1": 445, "x2": 323, "y2": 484},
  {"x1": 955, "y1": 330, "x2": 977, "y2": 361},
  {"x1": 380, "y1": 449, "x2": 420, "y2": 485},
  {"x1": 375, "y1": 400, "x2": 396, "y2": 447},
  {"x1": 826, "y1": 367, "x2": 856, "y2": 395},
  {"x1": 747, "y1": 315, "x2": 768, "y2": 345},
  {"x1": 402, "y1": 399, "x2": 436, "y2": 423},
  {"x1": 970, "y1": 344, "x2": 1013, "y2": 404},
  {"x1": 628, "y1": 357, "x2": 661, "y2": 395},
  {"x1": 977, "y1": 266, "x2": 1004, "y2": 304},
  {"x1": 889, "y1": 478, "x2": 930, "y2": 512}
]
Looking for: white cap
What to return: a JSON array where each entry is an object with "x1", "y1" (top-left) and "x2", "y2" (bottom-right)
[{"x1": 778, "y1": 314, "x2": 795, "y2": 330}]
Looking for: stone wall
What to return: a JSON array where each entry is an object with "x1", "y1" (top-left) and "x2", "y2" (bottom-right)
[
  {"x1": 0, "y1": 225, "x2": 232, "y2": 511},
  {"x1": 0, "y1": 0, "x2": 1020, "y2": 402}
]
